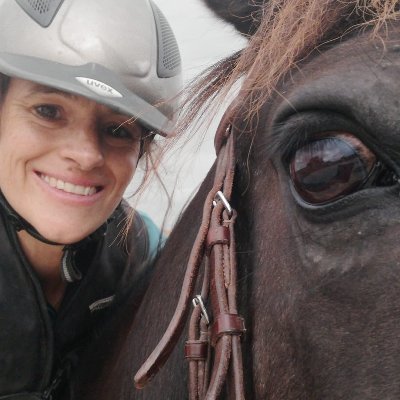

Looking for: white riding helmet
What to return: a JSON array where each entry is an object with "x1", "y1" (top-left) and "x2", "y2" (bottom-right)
[{"x1": 0, "y1": 0, "x2": 182, "y2": 136}]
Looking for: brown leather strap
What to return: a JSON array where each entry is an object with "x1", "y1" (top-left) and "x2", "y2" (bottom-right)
[
  {"x1": 211, "y1": 314, "x2": 246, "y2": 347},
  {"x1": 206, "y1": 226, "x2": 230, "y2": 250},
  {"x1": 214, "y1": 99, "x2": 240, "y2": 154},
  {"x1": 186, "y1": 114, "x2": 246, "y2": 399},
  {"x1": 134, "y1": 104, "x2": 246, "y2": 400},
  {"x1": 134, "y1": 118, "x2": 236, "y2": 390},
  {"x1": 185, "y1": 341, "x2": 209, "y2": 360},
  {"x1": 202, "y1": 206, "x2": 245, "y2": 400}
]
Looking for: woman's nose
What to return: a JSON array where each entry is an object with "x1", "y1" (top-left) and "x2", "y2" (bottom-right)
[{"x1": 60, "y1": 125, "x2": 104, "y2": 170}]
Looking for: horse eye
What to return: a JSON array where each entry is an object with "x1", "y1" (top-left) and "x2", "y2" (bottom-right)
[{"x1": 289, "y1": 135, "x2": 376, "y2": 205}]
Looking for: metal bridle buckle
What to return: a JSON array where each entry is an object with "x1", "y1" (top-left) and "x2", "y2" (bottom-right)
[
  {"x1": 212, "y1": 191, "x2": 232, "y2": 217},
  {"x1": 192, "y1": 295, "x2": 210, "y2": 325}
]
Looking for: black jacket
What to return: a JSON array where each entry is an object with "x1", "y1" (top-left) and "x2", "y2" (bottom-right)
[{"x1": 0, "y1": 202, "x2": 153, "y2": 399}]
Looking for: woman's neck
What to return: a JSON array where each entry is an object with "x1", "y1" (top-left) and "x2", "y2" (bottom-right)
[{"x1": 17, "y1": 230, "x2": 66, "y2": 310}]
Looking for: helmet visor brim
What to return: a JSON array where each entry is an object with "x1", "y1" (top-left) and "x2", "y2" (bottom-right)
[{"x1": 0, "y1": 53, "x2": 173, "y2": 136}]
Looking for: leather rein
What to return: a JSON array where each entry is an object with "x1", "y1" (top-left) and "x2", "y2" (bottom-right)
[{"x1": 134, "y1": 113, "x2": 246, "y2": 399}]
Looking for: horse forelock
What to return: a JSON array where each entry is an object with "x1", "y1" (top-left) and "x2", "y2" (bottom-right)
[{"x1": 180, "y1": 0, "x2": 400, "y2": 139}]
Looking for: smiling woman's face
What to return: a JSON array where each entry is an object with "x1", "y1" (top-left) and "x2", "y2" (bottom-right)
[{"x1": 0, "y1": 78, "x2": 143, "y2": 244}]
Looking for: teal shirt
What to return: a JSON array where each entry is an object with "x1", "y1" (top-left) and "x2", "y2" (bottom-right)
[{"x1": 137, "y1": 211, "x2": 166, "y2": 261}]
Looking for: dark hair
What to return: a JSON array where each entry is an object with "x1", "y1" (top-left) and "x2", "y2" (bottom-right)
[{"x1": 0, "y1": 73, "x2": 10, "y2": 99}]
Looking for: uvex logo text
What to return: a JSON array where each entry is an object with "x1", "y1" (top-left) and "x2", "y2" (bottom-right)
[{"x1": 75, "y1": 77, "x2": 123, "y2": 98}]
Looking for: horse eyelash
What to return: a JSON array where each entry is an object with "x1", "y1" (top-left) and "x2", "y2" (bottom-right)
[
  {"x1": 267, "y1": 110, "x2": 367, "y2": 164},
  {"x1": 266, "y1": 122, "x2": 311, "y2": 164}
]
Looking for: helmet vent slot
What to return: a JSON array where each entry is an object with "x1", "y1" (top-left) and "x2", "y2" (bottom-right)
[
  {"x1": 15, "y1": 0, "x2": 65, "y2": 27},
  {"x1": 149, "y1": 0, "x2": 181, "y2": 78}
]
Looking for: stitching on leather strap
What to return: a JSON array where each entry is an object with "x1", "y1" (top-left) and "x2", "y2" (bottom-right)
[
  {"x1": 134, "y1": 105, "x2": 247, "y2": 399},
  {"x1": 206, "y1": 226, "x2": 230, "y2": 252},
  {"x1": 185, "y1": 340, "x2": 209, "y2": 360},
  {"x1": 211, "y1": 313, "x2": 246, "y2": 347}
]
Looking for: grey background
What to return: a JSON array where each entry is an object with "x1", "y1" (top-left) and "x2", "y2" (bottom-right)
[{"x1": 126, "y1": 0, "x2": 245, "y2": 231}]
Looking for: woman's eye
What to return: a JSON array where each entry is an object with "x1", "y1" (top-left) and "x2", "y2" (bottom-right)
[
  {"x1": 34, "y1": 104, "x2": 61, "y2": 120},
  {"x1": 106, "y1": 125, "x2": 133, "y2": 140},
  {"x1": 289, "y1": 134, "x2": 377, "y2": 205},
  {"x1": 104, "y1": 123, "x2": 143, "y2": 149}
]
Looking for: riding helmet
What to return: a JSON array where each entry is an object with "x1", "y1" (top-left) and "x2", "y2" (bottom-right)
[{"x1": 0, "y1": 0, "x2": 182, "y2": 136}]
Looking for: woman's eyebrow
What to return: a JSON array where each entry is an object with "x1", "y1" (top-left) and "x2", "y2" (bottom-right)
[{"x1": 26, "y1": 83, "x2": 78, "y2": 99}]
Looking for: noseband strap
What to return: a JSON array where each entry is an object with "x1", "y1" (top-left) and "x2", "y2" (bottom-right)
[{"x1": 134, "y1": 110, "x2": 246, "y2": 399}]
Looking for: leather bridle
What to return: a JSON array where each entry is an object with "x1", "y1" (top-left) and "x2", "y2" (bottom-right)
[{"x1": 134, "y1": 110, "x2": 246, "y2": 399}]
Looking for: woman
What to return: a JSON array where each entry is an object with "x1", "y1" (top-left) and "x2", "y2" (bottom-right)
[{"x1": 0, "y1": 0, "x2": 181, "y2": 398}]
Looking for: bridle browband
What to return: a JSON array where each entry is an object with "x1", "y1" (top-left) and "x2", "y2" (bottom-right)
[{"x1": 134, "y1": 107, "x2": 247, "y2": 399}]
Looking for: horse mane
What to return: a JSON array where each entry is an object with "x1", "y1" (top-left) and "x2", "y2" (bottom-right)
[{"x1": 177, "y1": 0, "x2": 400, "y2": 136}]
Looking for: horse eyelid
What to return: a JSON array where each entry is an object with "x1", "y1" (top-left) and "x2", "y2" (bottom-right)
[{"x1": 275, "y1": 111, "x2": 363, "y2": 161}]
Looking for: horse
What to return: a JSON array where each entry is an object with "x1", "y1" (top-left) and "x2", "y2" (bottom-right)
[{"x1": 69, "y1": 0, "x2": 400, "y2": 398}]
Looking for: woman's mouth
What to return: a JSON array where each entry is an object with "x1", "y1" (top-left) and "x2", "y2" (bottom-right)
[{"x1": 39, "y1": 173, "x2": 99, "y2": 196}]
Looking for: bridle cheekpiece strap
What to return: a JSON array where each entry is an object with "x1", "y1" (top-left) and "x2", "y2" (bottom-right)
[{"x1": 134, "y1": 106, "x2": 246, "y2": 399}]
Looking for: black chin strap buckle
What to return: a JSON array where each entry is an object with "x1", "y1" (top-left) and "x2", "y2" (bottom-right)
[{"x1": 0, "y1": 190, "x2": 62, "y2": 245}]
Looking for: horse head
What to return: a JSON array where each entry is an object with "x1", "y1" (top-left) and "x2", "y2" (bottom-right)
[
  {"x1": 232, "y1": 27, "x2": 400, "y2": 398},
  {"x1": 72, "y1": 1, "x2": 400, "y2": 399}
]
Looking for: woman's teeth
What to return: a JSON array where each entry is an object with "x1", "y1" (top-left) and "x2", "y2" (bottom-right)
[{"x1": 41, "y1": 174, "x2": 97, "y2": 196}]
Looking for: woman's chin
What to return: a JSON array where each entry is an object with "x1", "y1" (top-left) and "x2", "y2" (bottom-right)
[{"x1": 23, "y1": 213, "x2": 109, "y2": 245}]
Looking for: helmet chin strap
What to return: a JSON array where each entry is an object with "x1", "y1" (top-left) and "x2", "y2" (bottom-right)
[
  {"x1": 0, "y1": 191, "x2": 109, "y2": 283},
  {"x1": 0, "y1": 191, "x2": 62, "y2": 245}
]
